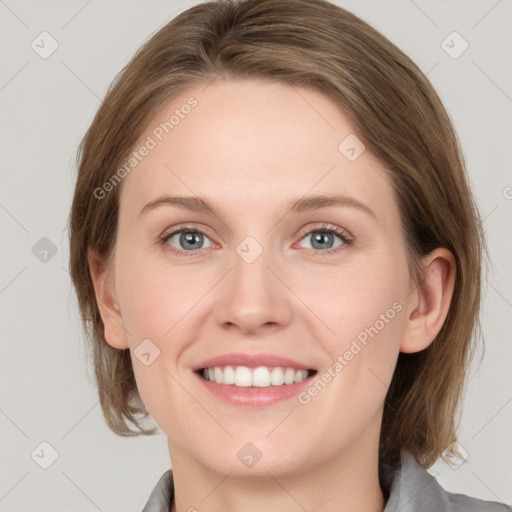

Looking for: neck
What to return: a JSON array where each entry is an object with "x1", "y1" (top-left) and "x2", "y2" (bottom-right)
[{"x1": 168, "y1": 435, "x2": 386, "y2": 512}]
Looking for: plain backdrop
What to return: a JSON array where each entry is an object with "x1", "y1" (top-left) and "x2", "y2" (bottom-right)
[{"x1": 0, "y1": 0, "x2": 511, "y2": 510}]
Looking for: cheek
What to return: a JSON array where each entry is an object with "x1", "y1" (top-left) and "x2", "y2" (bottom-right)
[
  {"x1": 313, "y1": 252, "x2": 407, "y2": 350},
  {"x1": 307, "y1": 250, "x2": 408, "y2": 405},
  {"x1": 114, "y1": 250, "x2": 220, "y2": 427},
  {"x1": 115, "y1": 249, "x2": 207, "y2": 344},
  {"x1": 116, "y1": 262, "x2": 199, "y2": 434}
]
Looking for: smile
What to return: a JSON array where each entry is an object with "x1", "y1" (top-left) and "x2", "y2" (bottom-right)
[{"x1": 198, "y1": 365, "x2": 316, "y2": 387}]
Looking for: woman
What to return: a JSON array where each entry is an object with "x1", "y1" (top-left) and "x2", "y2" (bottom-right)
[{"x1": 68, "y1": 0, "x2": 510, "y2": 510}]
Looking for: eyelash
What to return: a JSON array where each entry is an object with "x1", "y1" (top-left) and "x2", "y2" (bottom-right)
[{"x1": 159, "y1": 224, "x2": 354, "y2": 258}]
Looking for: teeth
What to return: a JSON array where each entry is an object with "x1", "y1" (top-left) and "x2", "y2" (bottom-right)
[
  {"x1": 234, "y1": 366, "x2": 252, "y2": 387},
  {"x1": 270, "y1": 367, "x2": 285, "y2": 385},
  {"x1": 201, "y1": 365, "x2": 310, "y2": 387},
  {"x1": 214, "y1": 367, "x2": 223, "y2": 383},
  {"x1": 223, "y1": 365, "x2": 235, "y2": 385},
  {"x1": 252, "y1": 367, "x2": 271, "y2": 387},
  {"x1": 284, "y1": 368, "x2": 296, "y2": 385}
]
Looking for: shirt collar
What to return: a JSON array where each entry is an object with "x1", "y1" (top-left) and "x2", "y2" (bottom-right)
[{"x1": 141, "y1": 450, "x2": 506, "y2": 512}]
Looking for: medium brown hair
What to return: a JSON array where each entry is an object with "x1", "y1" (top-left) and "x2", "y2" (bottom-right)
[{"x1": 69, "y1": 0, "x2": 485, "y2": 472}]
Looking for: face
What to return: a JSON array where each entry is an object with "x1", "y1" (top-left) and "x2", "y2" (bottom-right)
[{"x1": 106, "y1": 78, "x2": 414, "y2": 476}]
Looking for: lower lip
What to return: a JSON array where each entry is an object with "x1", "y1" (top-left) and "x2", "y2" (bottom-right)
[{"x1": 195, "y1": 372, "x2": 313, "y2": 407}]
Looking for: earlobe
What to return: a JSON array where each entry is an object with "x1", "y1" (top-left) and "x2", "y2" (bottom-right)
[
  {"x1": 88, "y1": 249, "x2": 129, "y2": 350},
  {"x1": 400, "y1": 248, "x2": 456, "y2": 354}
]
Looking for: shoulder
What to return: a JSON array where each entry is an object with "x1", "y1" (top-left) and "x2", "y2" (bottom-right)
[
  {"x1": 141, "y1": 469, "x2": 174, "y2": 512},
  {"x1": 383, "y1": 451, "x2": 511, "y2": 512}
]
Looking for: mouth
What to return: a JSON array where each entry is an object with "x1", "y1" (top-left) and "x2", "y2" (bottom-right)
[
  {"x1": 196, "y1": 365, "x2": 317, "y2": 387},
  {"x1": 192, "y1": 353, "x2": 318, "y2": 407}
]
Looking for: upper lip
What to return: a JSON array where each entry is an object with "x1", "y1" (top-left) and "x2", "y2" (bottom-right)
[{"x1": 193, "y1": 353, "x2": 314, "y2": 371}]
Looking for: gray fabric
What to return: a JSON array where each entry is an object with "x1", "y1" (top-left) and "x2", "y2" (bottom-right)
[
  {"x1": 382, "y1": 452, "x2": 510, "y2": 511},
  {"x1": 141, "y1": 469, "x2": 173, "y2": 512},
  {"x1": 141, "y1": 451, "x2": 511, "y2": 511}
]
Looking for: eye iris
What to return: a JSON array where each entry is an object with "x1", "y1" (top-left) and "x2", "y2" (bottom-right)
[
  {"x1": 171, "y1": 230, "x2": 341, "y2": 252},
  {"x1": 311, "y1": 232, "x2": 333, "y2": 250},
  {"x1": 181, "y1": 232, "x2": 203, "y2": 250}
]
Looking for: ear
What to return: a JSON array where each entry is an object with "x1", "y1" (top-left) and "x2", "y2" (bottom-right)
[
  {"x1": 88, "y1": 249, "x2": 129, "y2": 350},
  {"x1": 400, "y1": 247, "x2": 456, "y2": 353}
]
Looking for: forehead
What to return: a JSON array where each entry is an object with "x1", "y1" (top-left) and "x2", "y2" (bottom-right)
[{"x1": 119, "y1": 78, "x2": 397, "y2": 224}]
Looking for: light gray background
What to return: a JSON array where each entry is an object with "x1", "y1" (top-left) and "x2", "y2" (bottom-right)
[{"x1": 0, "y1": 0, "x2": 511, "y2": 510}]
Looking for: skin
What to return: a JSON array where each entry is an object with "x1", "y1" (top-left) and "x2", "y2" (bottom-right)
[{"x1": 89, "y1": 78, "x2": 455, "y2": 512}]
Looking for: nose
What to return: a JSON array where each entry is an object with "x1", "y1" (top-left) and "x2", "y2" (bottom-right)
[{"x1": 213, "y1": 241, "x2": 293, "y2": 336}]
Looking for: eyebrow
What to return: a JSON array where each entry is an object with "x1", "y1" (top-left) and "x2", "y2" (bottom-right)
[{"x1": 139, "y1": 194, "x2": 376, "y2": 219}]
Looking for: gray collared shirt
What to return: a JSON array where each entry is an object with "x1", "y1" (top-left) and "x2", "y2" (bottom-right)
[{"x1": 141, "y1": 451, "x2": 511, "y2": 511}]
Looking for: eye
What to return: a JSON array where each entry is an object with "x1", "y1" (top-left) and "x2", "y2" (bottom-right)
[
  {"x1": 296, "y1": 224, "x2": 353, "y2": 255},
  {"x1": 159, "y1": 223, "x2": 353, "y2": 257},
  {"x1": 161, "y1": 227, "x2": 214, "y2": 255}
]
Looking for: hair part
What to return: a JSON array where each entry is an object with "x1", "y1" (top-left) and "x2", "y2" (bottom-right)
[{"x1": 69, "y1": 0, "x2": 486, "y2": 473}]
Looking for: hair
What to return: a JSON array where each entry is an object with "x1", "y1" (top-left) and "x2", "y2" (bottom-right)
[{"x1": 68, "y1": 0, "x2": 485, "y2": 477}]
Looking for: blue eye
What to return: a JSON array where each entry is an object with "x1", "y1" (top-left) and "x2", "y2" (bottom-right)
[
  {"x1": 162, "y1": 229, "x2": 213, "y2": 254},
  {"x1": 160, "y1": 224, "x2": 353, "y2": 257},
  {"x1": 297, "y1": 225, "x2": 352, "y2": 255}
]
